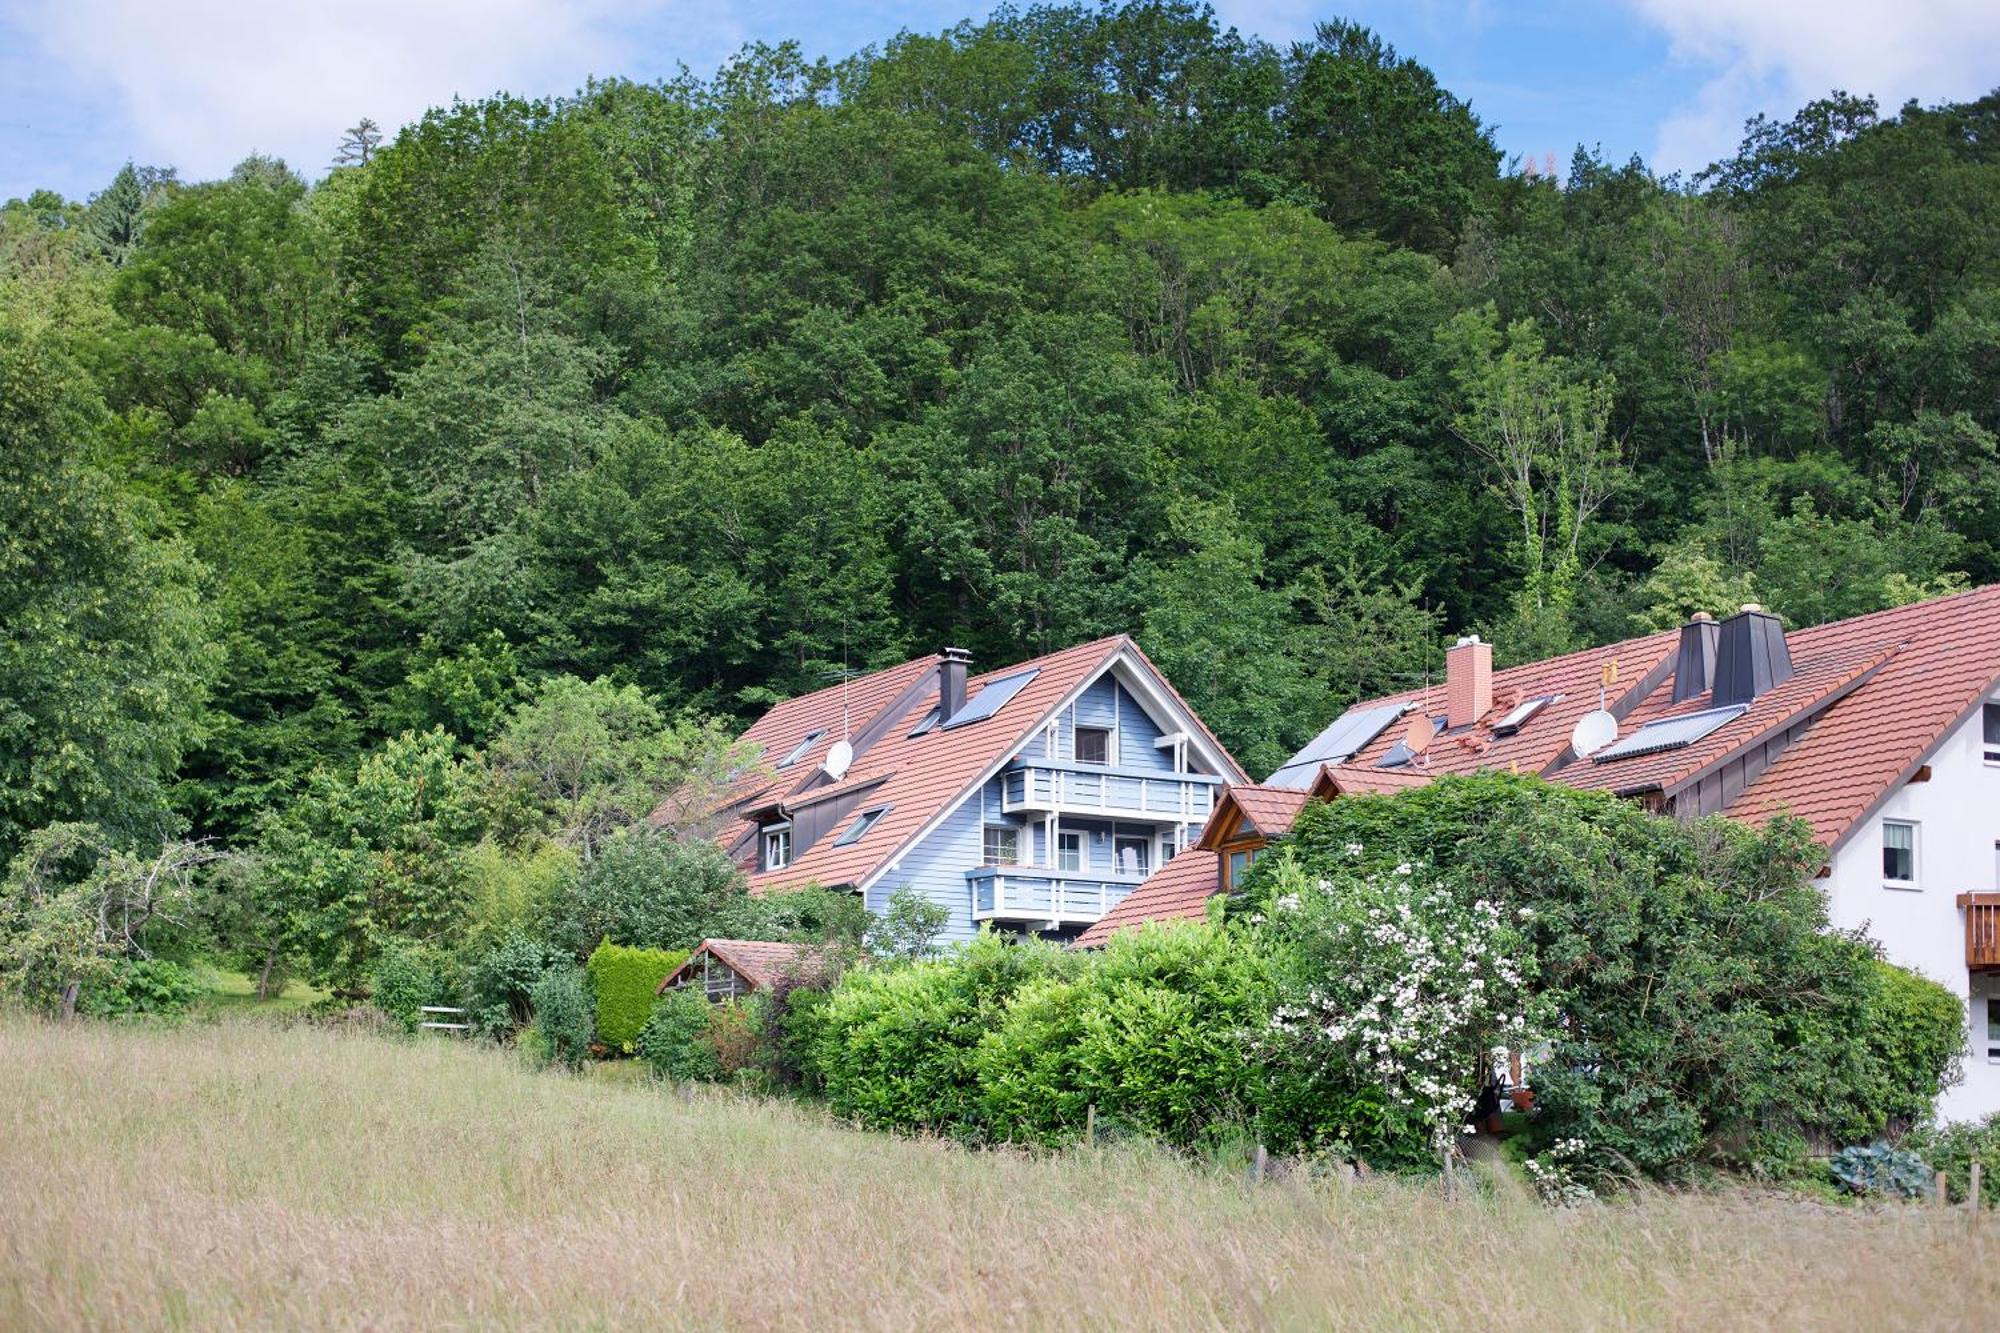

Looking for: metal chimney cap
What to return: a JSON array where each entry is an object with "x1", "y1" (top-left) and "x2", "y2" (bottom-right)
[
  {"x1": 1454, "y1": 634, "x2": 1484, "y2": 647},
  {"x1": 1738, "y1": 603, "x2": 1764, "y2": 614},
  {"x1": 939, "y1": 645, "x2": 974, "y2": 662}
]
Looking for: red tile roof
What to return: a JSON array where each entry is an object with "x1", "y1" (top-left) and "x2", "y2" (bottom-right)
[
  {"x1": 664, "y1": 637, "x2": 1249, "y2": 896},
  {"x1": 1086, "y1": 584, "x2": 2000, "y2": 940},
  {"x1": 1726, "y1": 584, "x2": 2000, "y2": 850},
  {"x1": 1073, "y1": 849, "x2": 1222, "y2": 947},
  {"x1": 658, "y1": 938, "x2": 823, "y2": 993},
  {"x1": 1216, "y1": 785, "x2": 1312, "y2": 841}
]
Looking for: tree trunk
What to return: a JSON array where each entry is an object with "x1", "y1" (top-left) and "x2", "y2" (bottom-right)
[
  {"x1": 256, "y1": 946, "x2": 278, "y2": 1002},
  {"x1": 60, "y1": 979, "x2": 80, "y2": 1022}
]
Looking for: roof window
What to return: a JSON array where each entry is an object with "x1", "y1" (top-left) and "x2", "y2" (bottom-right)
[
  {"x1": 940, "y1": 669, "x2": 1038, "y2": 730},
  {"x1": 776, "y1": 730, "x2": 825, "y2": 769}
]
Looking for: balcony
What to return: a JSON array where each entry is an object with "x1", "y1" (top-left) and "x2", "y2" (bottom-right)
[
  {"x1": 1959, "y1": 893, "x2": 2000, "y2": 969},
  {"x1": 999, "y1": 761, "x2": 1220, "y2": 824},
  {"x1": 968, "y1": 866, "x2": 1145, "y2": 927}
]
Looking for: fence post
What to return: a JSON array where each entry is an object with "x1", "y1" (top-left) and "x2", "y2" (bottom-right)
[
  {"x1": 1936, "y1": 1170, "x2": 1950, "y2": 1206},
  {"x1": 1252, "y1": 1143, "x2": 1268, "y2": 1184},
  {"x1": 1085, "y1": 1103, "x2": 1096, "y2": 1149},
  {"x1": 1971, "y1": 1162, "x2": 1983, "y2": 1214}
]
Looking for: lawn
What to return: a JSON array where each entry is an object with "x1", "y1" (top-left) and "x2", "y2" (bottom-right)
[
  {"x1": 189, "y1": 969, "x2": 330, "y2": 1017},
  {"x1": 1, "y1": 1017, "x2": 1994, "y2": 1330}
]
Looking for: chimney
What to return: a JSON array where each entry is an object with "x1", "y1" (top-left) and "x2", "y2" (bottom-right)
[
  {"x1": 1671, "y1": 612, "x2": 1720, "y2": 704},
  {"x1": 938, "y1": 646, "x2": 972, "y2": 722},
  {"x1": 1446, "y1": 635, "x2": 1492, "y2": 730},
  {"x1": 1712, "y1": 604, "x2": 1793, "y2": 707}
]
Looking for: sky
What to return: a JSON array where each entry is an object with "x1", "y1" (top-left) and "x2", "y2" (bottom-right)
[{"x1": 2, "y1": 1, "x2": 1996, "y2": 203}]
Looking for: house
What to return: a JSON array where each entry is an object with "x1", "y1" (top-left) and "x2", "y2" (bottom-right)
[
  {"x1": 665, "y1": 637, "x2": 1249, "y2": 945},
  {"x1": 1083, "y1": 586, "x2": 2000, "y2": 1122},
  {"x1": 659, "y1": 939, "x2": 824, "y2": 1000}
]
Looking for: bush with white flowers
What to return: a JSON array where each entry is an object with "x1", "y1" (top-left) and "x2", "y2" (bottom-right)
[{"x1": 1264, "y1": 848, "x2": 1548, "y2": 1169}]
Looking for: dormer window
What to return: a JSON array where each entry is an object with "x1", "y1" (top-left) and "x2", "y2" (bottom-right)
[
  {"x1": 1075, "y1": 725, "x2": 1111, "y2": 766},
  {"x1": 762, "y1": 823, "x2": 792, "y2": 870},
  {"x1": 777, "y1": 731, "x2": 825, "y2": 769}
]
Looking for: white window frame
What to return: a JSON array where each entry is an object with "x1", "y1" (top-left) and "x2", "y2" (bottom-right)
[
  {"x1": 1056, "y1": 830, "x2": 1083, "y2": 873},
  {"x1": 763, "y1": 822, "x2": 793, "y2": 871},
  {"x1": 983, "y1": 824, "x2": 1021, "y2": 867},
  {"x1": 1881, "y1": 818, "x2": 1919, "y2": 889},
  {"x1": 1074, "y1": 724, "x2": 1112, "y2": 766},
  {"x1": 1113, "y1": 833, "x2": 1151, "y2": 877}
]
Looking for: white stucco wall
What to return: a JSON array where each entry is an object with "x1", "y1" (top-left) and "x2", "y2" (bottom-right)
[{"x1": 1821, "y1": 694, "x2": 1998, "y2": 1123}]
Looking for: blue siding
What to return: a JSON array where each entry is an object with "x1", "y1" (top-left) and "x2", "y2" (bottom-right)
[{"x1": 864, "y1": 664, "x2": 1191, "y2": 942}]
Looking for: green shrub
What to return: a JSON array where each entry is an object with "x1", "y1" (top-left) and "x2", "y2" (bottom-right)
[
  {"x1": 1073, "y1": 922, "x2": 1276, "y2": 1149},
  {"x1": 1242, "y1": 773, "x2": 1953, "y2": 1181},
  {"x1": 584, "y1": 939, "x2": 689, "y2": 1053},
  {"x1": 370, "y1": 940, "x2": 460, "y2": 1033},
  {"x1": 816, "y1": 933, "x2": 1072, "y2": 1138},
  {"x1": 1829, "y1": 1143, "x2": 1934, "y2": 1199},
  {"x1": 974, "y1": 977, "x2": 1092, "y2": 1145},
  {"x1": 529, "y1": 964, "x2": 594, "y2": 1070},
  {"x1": 1909, "y1": 1113, "x2": 2000, "y2": 1206},
  {"x1": 1850, "y1": 960, "x2": 1965, "y2": 1135},
  {"x1": 636, "y1": 986, "x2": 725, "y2": 1082},
  {"x1": 465, "y1": 930, "x2": 567, "y2": 1036},
  {"x1": 77, "y1": 958, "x2": 204, "y2": 1018}
]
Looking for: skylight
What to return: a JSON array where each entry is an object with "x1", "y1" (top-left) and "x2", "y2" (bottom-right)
[
  {"x1": 1490, "y1": 694, "x2": 1558, "y2": 737},
  {"x1": 777, "y1": 730, "x2": 826, "y2": 768},
  {"x1": 907, "y1": 707, "x2": 941, "y2": 737},
  {"x1": 1590, "y1": 705, "x2": 1747, "y2": 763},
  {"x1": 940, "y1": 669, "x2": 1039, "y2": 730},
  {"x1": 834, "y1": 806, "x2": 889, "y2": 846}
]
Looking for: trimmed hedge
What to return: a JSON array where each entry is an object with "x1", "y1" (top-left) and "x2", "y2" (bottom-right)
[{"x1": 584, "y1": 939, "x2": 689, "y2": 1053}]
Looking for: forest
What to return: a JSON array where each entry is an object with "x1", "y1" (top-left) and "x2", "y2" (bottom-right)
[{"x1": 2, "y1": 4, "x2": 1998, "y2": 1009}]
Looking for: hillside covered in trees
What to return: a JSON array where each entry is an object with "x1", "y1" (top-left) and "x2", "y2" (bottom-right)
[{"x1": 5, "y1": 1, "x2": 1998, "y2": 871}]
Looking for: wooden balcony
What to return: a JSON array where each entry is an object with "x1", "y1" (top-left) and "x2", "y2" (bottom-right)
[{"x1": 1958, "y1": 893, "x2": 2000, "y2": 969}]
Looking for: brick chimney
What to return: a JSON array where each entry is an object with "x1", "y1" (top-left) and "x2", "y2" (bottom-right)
[
  {"x1": 1446, "y1": 635, "x2": 1492, "y2": 730},
  {"x1": 938, "y1": 646, "x2": 972, "y2": 722}
]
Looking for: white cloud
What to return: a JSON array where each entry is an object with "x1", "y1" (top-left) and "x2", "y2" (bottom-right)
[
  {"x1": 6, "y1": 0, "x2": 739, "y2": 181},
  {"x1": 1629, "y1": 0, "x2": 2000, "y2": 171}
]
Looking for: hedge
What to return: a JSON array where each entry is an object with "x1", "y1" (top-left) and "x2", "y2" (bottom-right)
[{"x1": 584, "y1": 940, "x2": 689, "y2": 1053}]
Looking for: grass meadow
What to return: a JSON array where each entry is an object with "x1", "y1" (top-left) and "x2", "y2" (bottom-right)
[{"x1": 2, "y1": 1016, "x2": 1995, "y2": 1331}]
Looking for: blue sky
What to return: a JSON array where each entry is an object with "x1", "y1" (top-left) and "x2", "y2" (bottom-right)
[{"x1": 3, "y1": 1, "x2": 1995, "y2": 203}]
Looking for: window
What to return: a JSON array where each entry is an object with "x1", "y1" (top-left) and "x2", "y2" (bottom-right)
[
  {"x1": 940, "y1": 669, "x2": 1038, "y2": 730},
  {"x1": 1882, "y1": 820, "x2": 1917, "y2": 886},
  {"x1": 834, "y1": 806, "x2": 888, "y2": 847},
  {"x1": 983, "y1": 824, "x2": 1021, "y2": 866},
  {"x1": 907, "y1": 707, "x2": 940, "y2": 737},
  {"x1": 1160, "y1": 828, "x2": 1181, "y2": 862},
  {"x1": 777, "y1": 730, "x2": 825, "y2": 769},
  {"x1": 1113, "y1": 834, "x2": 1151, "y2": 876},
  {"x1": 1988, "y1": 997, "x2": 2000, "y2": 1065},
  {"x1": 1985, "y1": 702, "x2": 2000, "y2": 763},
  {"x1": 1224, "y1": 846, "x2": 1258, "y2": 891},
  {"x1": 762, "y1": 824, "x2": 792, "y2": 871},
  {"x1": 1074, "y1": 725, "x2": 1111, "y2": 766},
  {"x1": 1056, "y1": 831, "x2": 1083, "y2": 873}
]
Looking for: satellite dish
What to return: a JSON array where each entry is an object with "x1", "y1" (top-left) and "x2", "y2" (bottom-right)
[
  {"x1": 1401, "y1": 714, "x2": 1436, "y2": 756},
  {"x1": 823, "y1": 739, "x2": 854, "y2": 781},
  {"x1": 1570, "y1": 709, "x2": 1617, "y2": 758}
]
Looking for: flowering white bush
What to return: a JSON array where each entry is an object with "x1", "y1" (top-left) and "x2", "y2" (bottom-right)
[
  {"x1": 1523, "y1": 1136, "x2": 1595, "y2": 1207},
  {"x1": 1265, "y1": 850, "x2": 1546, "y2": 1164}
]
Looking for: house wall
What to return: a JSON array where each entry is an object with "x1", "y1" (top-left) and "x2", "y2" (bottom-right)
[
  {"x1": 1820, "y1": 695, "x2": 2000, "y2": 1123},
  {"x1": 866, "y1": 666, "x2": 1196, "y2": 941}
]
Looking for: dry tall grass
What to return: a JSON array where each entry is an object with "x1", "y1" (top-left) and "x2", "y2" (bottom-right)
[{"x1": 1, "y1": 1017, "x2": 1994, "y2": 1331}]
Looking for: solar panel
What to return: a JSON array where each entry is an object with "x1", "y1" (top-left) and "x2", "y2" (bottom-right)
[
  {"x1": 1490, "y1": 694, "x2": 1557, "y2": 737},
  {"x1": 940, "y1": 668, "x2": 1039, "y2": 730},
  {"x1": 1590, "y1": 704, "x2": 1746, "y2": 763},
  {"x1": 1265, "y1": 703, "x2": 1409, "y2": 786}
]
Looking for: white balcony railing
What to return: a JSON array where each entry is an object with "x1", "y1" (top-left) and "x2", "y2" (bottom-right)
[
  {"x1": 999, "y1": 762, "x2": 1219, "y2": 823},
  {"x1": 967, "y1": 866, "x2": 1144, "y2": 926}
]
